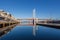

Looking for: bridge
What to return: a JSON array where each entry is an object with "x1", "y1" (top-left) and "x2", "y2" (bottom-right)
[
  {"x1": 18, "y1": 9, "x2": 60, "y2": 36},
  {"x1": 18, "y1": 18, "x2": 60, "y2": 35},
  {"x1": 0, "y1": 9, "x2": 60, "y2": 36}
]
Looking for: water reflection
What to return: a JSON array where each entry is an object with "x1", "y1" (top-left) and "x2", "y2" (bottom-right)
[{"x1": 0, "y1": 26, "x2": 60, "y2": 40}]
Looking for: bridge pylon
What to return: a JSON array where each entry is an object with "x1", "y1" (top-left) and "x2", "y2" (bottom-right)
[{"x1": 32, "y1": 8, "x2": 39, "y2": 36}]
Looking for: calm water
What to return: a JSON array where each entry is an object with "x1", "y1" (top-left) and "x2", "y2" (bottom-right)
[{"x1": 0, "y1": 25, "x2": 60, "y2": 40}]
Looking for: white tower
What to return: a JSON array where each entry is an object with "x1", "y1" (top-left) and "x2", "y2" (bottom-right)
[
  {"x1": 33, "y1": 8, "x2": 36, "y2": 19},
  {"x1": 32, "y1": 8, "x2": 39, "y2": 36},
  {"x1": 33, "y1": 8, "x2": 36, "y2": 36}
]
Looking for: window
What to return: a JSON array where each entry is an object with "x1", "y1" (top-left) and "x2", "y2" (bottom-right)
[{"x1": 0, "y1": 17, "x2": 4, "y2": 20}]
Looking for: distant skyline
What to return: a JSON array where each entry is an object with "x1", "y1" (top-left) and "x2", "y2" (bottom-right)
[{"x1": 0, "y1": 0, "x2": 60, "y2": 19}]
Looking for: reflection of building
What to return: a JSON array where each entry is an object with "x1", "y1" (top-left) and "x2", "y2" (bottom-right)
[{"x1": 0, "y1": 10, "x2": 20, "y2": 37}]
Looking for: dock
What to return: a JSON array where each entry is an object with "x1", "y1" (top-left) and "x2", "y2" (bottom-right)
[
  {"x1": 0, "y1": 10, "x2": 20, "y2": 37},
  {"x1": 0, "y1": 9, "x2": 60, "y2": 36}
]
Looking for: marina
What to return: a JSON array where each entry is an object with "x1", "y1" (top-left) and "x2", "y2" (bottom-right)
[
  {"x1": 0, "y1": 9, "x2": 60, "y2": 37},
  {"x1": 0, "y1": 0, "x2": 60, "y2": 40}
]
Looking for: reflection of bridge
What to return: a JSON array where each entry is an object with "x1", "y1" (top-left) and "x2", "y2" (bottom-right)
[
  {"x1": 19, "y1": 18, "x2": 60, "y2": 27},
  {"x1": 0, "y1": 9, "x2": 60, "y2": 36},
  {"x1": 18, "y1": 18, "x2": 60, "y2": 36},
  {"x1": 18, "y1": 8, "x2": 60, "y2": 36}
]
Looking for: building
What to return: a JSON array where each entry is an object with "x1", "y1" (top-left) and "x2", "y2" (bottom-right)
[{"x1": 0, "y1": 10, "x2": 19, "y2": 22}]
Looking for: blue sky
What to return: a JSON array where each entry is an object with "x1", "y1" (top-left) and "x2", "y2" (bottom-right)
[{"x1": 0, "y1": 0, "x2": 60, "y2": 19}]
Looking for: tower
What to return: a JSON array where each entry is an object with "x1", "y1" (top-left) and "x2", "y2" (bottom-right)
[
  {"x1": 33, "y1": 8, "x2": 36, "y2": 36},
  {"x1": 32, "y1": 8, "x2": 39, "y2": 36}
]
